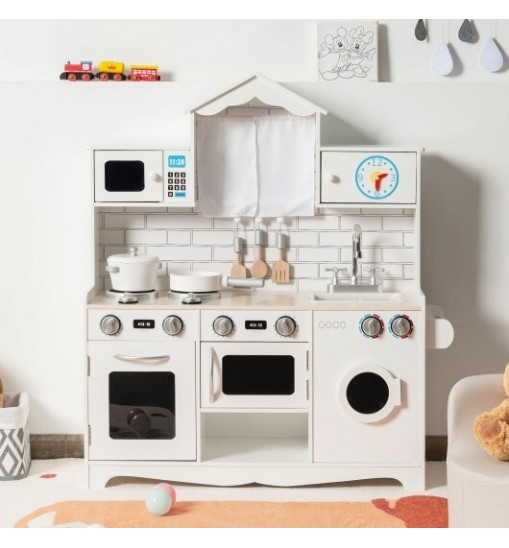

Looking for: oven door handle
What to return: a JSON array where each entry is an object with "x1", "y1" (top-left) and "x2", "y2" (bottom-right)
[
  {"x1": 209, "y1": 347, "x2": 216, "y2": 403},
  {"x1": 113, "y1": 354, "x2": 170, "y2": 364}
]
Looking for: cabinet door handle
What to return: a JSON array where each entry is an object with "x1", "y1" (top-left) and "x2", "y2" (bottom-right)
[
  {"x1": 113, "y1": 355, "x2": 170, "y2": 364},
  {"x1": 209, "y1": 347, "x2": 216, "y2": 403}
]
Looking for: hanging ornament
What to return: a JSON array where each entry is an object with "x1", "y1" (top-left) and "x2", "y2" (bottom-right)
[
  {"x1": 432, "y1": 42, "x2": 454, "y2": 76},
  {"x1": 458, "y1": 19, "x2": 475, "y2": 43},
  {"x1": 415, "y1": 19, "x2": 427, "y2": 41},
  {"x1": 480, "y1": 22, "x2": 503, "y2": 72}
]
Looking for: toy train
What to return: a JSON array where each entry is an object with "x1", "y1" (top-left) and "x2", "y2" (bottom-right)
[{"x1": 60, "y1": 61, "x2": 161, "y2": 81}]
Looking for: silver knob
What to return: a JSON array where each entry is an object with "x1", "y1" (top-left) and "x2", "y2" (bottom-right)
[
  {"x1": 360, "y1": 315, "x2": 383, "y2": 338},
  {"x1": 275, "y1": 316, "x2": 297, "y2": 337},
  {"x1": 100, "y1": 315, "x2": 121, "y2": 336},
  {"x1": 162, "y1": 315, "x2": 183, "y2": 336},
  {"x1": 390, "y1": 315, "x2": 414, "y2": 338},
  {"x1": 213, "y1": 315, "x2": 234, "y2": 337}
]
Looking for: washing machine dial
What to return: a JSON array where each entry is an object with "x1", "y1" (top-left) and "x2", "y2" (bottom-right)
[
  {"x1": 389, "y1": 314, "x2": 414, "y2": 338},
  {"x1": 213, "y1": 315, "x2": 234, "y2": 337},
  {"x1": 162, "y1": 315, "x2": 184, "y2": 336},
  {"x1": 100, "y1": 315, "x2": 121, "y2": 336},
  {"x1": 275, "y1": 316, "x2": 297, "y2": 337},
  {"x1": 359, "y1": 314, "x2": 384, "y2": 339}
]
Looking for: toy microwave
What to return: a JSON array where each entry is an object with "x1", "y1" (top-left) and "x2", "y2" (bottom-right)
[{"x1": 94, "y1": 149, "x2": 194, "y2": 206}]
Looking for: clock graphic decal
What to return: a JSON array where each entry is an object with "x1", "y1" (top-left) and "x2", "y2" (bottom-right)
[{"x1": 355, "y1": 155, "x2": 399, "y2": 200}]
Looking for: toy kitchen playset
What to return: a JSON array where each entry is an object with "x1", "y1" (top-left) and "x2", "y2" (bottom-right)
[{"x1": 86, "y1": 75, "x2": 453, "y2": 490}]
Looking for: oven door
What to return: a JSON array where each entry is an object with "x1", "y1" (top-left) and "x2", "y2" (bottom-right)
[
  {"x1": 200, "y1": 343, "x2": 309, "y2": 409},
  {"x1": 88, "y1": 341, "x2": 196, "y2": 461},
  {"x1": 94, "y1": 150, "x2": 163, "y2": 202}
]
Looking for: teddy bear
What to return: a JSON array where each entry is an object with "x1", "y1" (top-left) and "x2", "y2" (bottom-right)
[{"x1": 473, "y1": 362, "x2": 509, "y2": 460}]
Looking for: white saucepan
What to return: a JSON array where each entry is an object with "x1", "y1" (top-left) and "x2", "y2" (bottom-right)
[
  {"x1": 169, "y1": 271, "x2": 222, "y2": 293},
  {"x1": 106, "y1": 247, "x2": 161, "y2": 292}
]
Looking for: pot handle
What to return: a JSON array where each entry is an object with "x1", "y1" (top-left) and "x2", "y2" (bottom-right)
[{"x1": 106, "y1": 265, "x2": 120, "y2": 273}]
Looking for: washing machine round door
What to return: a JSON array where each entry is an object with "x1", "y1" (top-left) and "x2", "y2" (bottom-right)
[{"x1": 339, "y1": 365, "x2": 401, "y2": 424}]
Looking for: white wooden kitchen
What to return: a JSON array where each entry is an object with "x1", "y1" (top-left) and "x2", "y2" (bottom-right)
[{"x1": 86, "y1": 75, "x2": 453, "y2": 490}]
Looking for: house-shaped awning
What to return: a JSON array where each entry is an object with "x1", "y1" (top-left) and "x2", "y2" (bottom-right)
[{"x1": 190, "y1": 73, "x2": 327, "y2": 117}]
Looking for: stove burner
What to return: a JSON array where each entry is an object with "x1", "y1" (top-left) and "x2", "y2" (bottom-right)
[
  {"x1": 106, "y1": 289, "x2": 157, "y2": 304},
  {"x1": 168, "y1": 290, "x2": 220, "y2": 305}
]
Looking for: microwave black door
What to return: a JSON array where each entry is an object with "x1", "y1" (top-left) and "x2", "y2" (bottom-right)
[{"x1": 105, "y1": 160, "x2": 145, "y2": 192}]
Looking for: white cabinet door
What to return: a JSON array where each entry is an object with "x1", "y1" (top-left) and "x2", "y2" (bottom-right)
[
  {"x1": 88, "y1": 341, "x2": 196, "y2": 461},
  {"x1": 320, "y1": 150, "x2": 417, "y2": 205}
]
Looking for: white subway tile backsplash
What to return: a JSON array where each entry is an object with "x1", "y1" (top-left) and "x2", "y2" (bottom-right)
[
  {"x1": 214, "y1": 247, "x2": 254, "y2": 262},
  {"x1": 167, "y1": 262, "x2": 192, "y2": 274},
  {"x1": 264, "y1": 247, "x2": 297, "y2": 263},
  {"x1": 341, "y1": 247, "x2": 381, "y2": 263},
  {"x1": 319, "y1": 231, "x2": 356, "y2": 247},
  {"x1": 383, "y1": 248, "x2": 413, "y2": 263},
  {"x1": 361, "y1": 231, "x2": 403, "y2": 247},
  {"x1": 299, "y1": 247, "x2": 339, "y2": 262},
  {"x1": 404, "y1": 264, "x2": 415, "y2": 279},
  {"x1": 147, "y1": 214, "x2": 212, "y2": 229},
  {"x1": 99, "y1": 230, "x2": 124, "y2": 245},
  {"x1": 341, "y1": 215, "x2": 382, "y2": 230},
  {"x1": 193, "y1": 231, "x2": 233, "y2": 246},
  {"x1": 192, "y1": 262, "x2": 232, "y2": 278},
  {"x1": 148, "y1": 246, "x2": 212, "y2": 261},
  {"x1": 291, "y1": 263, "x2": 319, "y2": 278},
  {"x1": 167, "y1": 231, "x2": 192, "y2": 245},
  {"x1": 104, "y1": 214, "x2": 145, "y2": 229},
  {"x1": 404, "y1": 232, "x2": 415, "y2": 247},
  {"x1": 298, "y1": 216, "x2": 339, "y2": 230},
  {"x1": 104, "y1": 245, "x2": 146, "y2": 257},
  {"x1": 361, "y1": 263, "x2": 403, "y2": 279},
  {"x1": 125, "y1": 230, "x2": 167, "y2": 245},
  {"x1": 383, "y1": 216, "x2": 414, "y2": 231},
  {"x1": 287, "y1": 231, "x2": 319, "y2": 247}
]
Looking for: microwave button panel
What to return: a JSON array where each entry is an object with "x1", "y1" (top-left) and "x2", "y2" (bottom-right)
[
  {"x1": 320, "y1": 151, "x2": 417, "y2": 205},
  {"x1": 163, "y1": 149, "x2": 194, "y2": 207}
]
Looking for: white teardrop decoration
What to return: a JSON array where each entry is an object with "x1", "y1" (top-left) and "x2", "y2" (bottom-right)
[
  {"x1": 432, "y1": 41, "x2": 454, "y2": 76},
  {"x1": 480, "y1": 37, "x2": 503, "y2": 72}
]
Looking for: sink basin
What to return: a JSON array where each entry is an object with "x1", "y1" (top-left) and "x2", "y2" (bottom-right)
[{"x1": 311, "y1": 292, "x2": 405, "y2": 304}]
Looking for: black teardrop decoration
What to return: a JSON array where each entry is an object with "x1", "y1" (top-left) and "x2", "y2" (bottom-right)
[
  {"x1": 458, "y1": 19, "x2": 474, "y2": 43},
  {"x1": 415, "y1": 19, "x2": 427, "y2": 41}
]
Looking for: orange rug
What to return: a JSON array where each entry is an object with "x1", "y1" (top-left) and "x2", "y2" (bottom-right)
[{"x1": 15, "y1": 496, "x2": 447, "y2": 528}]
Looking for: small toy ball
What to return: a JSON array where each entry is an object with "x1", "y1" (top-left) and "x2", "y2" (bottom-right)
[
  {"x1": 145, "y1": 486, "x2": 173, "y2": 516},
  {"x1": 154, "y1": 483, "x2": 177, "y2": 505}
]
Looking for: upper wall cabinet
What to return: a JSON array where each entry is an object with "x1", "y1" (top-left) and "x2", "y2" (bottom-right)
[
  {"x1": 191, "y1": 74, "x2": 327, "y2": 218},
  {"x1": 318, "y1": 148, "x2": 420, "y2": 208}
]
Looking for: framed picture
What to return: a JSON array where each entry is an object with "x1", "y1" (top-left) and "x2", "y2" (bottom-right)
[{"x1": 317, "y1": 21, "x2": 378, "y2": 82}]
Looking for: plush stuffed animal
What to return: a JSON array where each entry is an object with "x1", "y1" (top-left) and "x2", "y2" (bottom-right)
[{"x1": 473, "y1": 363, "x2": 509, "y2": 460}]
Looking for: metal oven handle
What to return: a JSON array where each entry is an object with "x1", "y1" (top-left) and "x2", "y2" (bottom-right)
[{"x1": 113, "y1": 354, "x2": 170, "y2": 364}]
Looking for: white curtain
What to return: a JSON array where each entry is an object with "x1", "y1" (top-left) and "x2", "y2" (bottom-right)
[{"x1": 196, "y1": 114, "x2": 315, "y2": 218}]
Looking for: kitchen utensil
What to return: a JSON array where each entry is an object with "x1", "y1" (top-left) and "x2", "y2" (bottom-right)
[
  {"x1": 271, "y1": 232, "x2": 290, "y2": 284},
  {"x1": 415, "y1": 19, "x2": 427, "y2": 41},
  {"x1": 230, "y1": 236, "x2": 248, "y2": 278},
  {"x1": 169, "y1": 271, "x2": 222, "y2": 293},
  {"x1": 226, "y1": 277, "x2": 264, "y2": 288},
  {"x1": 106, "y1": 247, "x2": 161, "y2": 292},
  {"x1": 458, "y1": 19, "x2": 475, "y2": 43},
  {"x1": 250, "y1": 220, "x2": 268, "y2": 279}
]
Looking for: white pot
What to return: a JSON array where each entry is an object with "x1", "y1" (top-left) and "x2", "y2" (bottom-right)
[
  {"x1": 169, "y1": 271, "x2": 222, "y2": 293},
  {"x1": 106, "y1": 248, "x2": 161, "y2": 292}
]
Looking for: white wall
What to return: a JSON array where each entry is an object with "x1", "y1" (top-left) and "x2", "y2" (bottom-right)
[{"x1": 1, "y1": 19, "x2": 509, "y2": 435}]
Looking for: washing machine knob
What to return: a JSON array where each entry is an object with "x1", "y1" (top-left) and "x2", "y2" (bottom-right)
[
  {"x1": 390, "y1": 315, "x2": 414, "y2": 338},
  {"x1": 275, "y1": 316, "x2": 297, "y2": 337},
  {"x1": 213, "y1": 315, "x2": 234, "y2": 337},
  {"x1": 100, "y1": 315, "x2": 121, "y2": 336},
  {"x1": 360, "y1": 315, "x2": 384, "y2": 338},
  {"x1": 162, "y1": 315, "x2": 184, "y2": 336}
]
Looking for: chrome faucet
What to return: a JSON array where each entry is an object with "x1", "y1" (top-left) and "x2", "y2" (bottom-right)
[{"x1": 351, "y1": 224, "x2": 362, "y2": 285}]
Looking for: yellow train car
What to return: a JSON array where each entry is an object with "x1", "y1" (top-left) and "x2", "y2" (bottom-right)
[{"x1": 96, "y1": 61, "x2": 126, "y2": 81}]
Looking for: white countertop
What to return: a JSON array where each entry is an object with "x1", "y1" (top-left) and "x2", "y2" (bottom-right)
[{"x1": 87, "y1": 289, "x2": 425, "y2": 311}]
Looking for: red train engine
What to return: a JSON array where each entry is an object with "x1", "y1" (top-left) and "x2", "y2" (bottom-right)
[{"x1": 59, "y1": 61, "x2": 95, "y2": 81}]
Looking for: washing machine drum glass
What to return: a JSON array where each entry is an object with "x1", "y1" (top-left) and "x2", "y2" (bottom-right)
[{"x1": 346, "y1": 372, "x2": 389, "y2": 414}]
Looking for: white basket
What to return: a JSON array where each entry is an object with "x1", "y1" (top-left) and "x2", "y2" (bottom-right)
[{"x1": 0, "y1": 393, "x2": 30, "y2": 480}]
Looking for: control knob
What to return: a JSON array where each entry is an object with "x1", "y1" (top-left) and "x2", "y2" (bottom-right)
[
  {"x1": 213, "y1": 315, "x2": 234, "y2": 337},
  {"x1": 162, "y1": 315, "x2": 184, "y2": 336},
  {"x1": 360, "y1": 314, "x2": 384, "y2": 339},
  {"x1": 390, "y1": 314, "x2": 414, "y2": 338},
  {"x1": 275, "y1": 316, "x2": 297, "y2": 337},
  {"x1": 100, "y1": 315, "x2": 121, "y2": 336}
]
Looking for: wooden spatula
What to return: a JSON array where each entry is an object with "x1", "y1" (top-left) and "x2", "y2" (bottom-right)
[
  {"x1": 250, "y1": 228, "x2": 268, "y2": 279},
  {"x1": 230, "y1": 237, "x2": 247, "y2": 278},
  {"x1": 272, "y1": 232, "x2": 290, "y2": 284}
]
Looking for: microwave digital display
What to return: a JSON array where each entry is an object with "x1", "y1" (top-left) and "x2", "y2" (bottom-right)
[
  {"x1": 105, "y1": 160, "x2": 144, "y2": 192},
  {"x1": 168, "y1": 155, "x2": 186, "y2": 168}
]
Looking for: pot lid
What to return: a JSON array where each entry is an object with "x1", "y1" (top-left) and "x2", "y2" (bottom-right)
[{"x1": 107, "y1": 247, "x2": 159, "y2": 264}]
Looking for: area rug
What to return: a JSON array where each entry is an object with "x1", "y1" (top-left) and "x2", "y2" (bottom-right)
[{"x1": 15, "y1": 496, "x2": 447, "y2": 528}]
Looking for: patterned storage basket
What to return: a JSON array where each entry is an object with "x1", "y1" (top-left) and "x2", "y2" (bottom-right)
[{"x1": 0, "y1": 393, "x2": 30, "y2": 480}]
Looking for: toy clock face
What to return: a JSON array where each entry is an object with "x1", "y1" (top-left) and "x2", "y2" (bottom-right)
[{"x1": 355, "y1": 155, "x2": 399, "y2": 200}]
